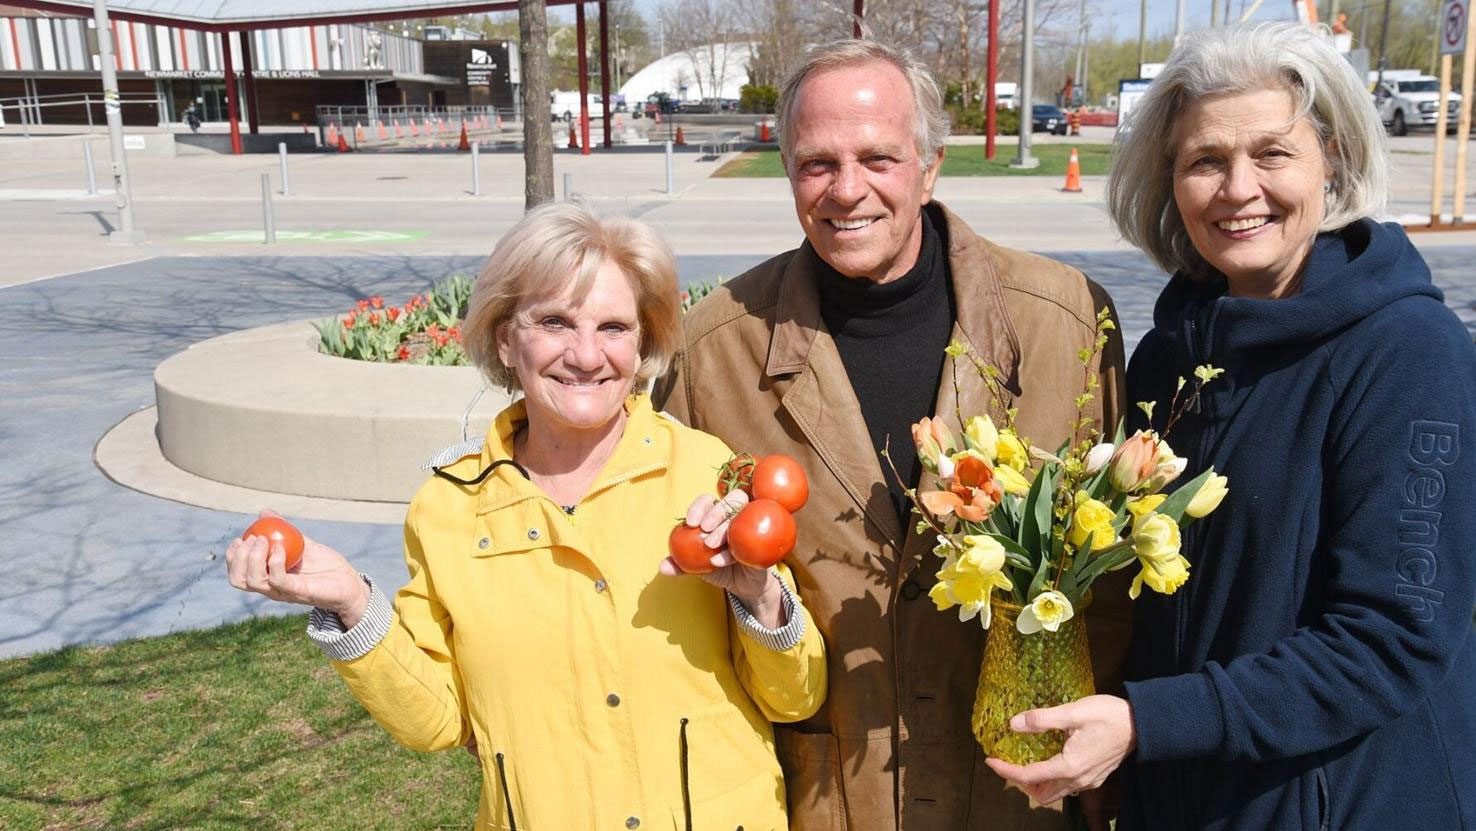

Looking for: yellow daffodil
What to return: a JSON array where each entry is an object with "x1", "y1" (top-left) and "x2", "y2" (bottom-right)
[
  {"x1": 1016, "y1": 589, "x2": 1075, "y2": 634},
  {"x1": 1186, "y1": 473, "x2": 1229, "y2": 518},
  {"x1": 963, "y1": 415, "x2": 1000, "y2": 461},
  {"x1": 997, "y1": 430, "x2": 1028, "y2": 471},
  {"x1": 1130, "y1": 551, "x2": 1191, "y2": 598},
  {"x1": 930, "y1": 534, "x2": 1014, "y2": 628},
  {"x1": 1068, "y1": 491, "x2": 1117, "y2": 551},
  {"x1": 994, "y1": 463, "x2": 1031, "y2": 496}
]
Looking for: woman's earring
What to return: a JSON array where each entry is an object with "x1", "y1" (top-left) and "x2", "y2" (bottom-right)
[{"x1": 1323, "y1": 179, "x2": 1333, "y2": 194}]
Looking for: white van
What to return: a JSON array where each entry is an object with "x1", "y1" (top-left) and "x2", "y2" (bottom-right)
[{"x1": 550, "y1": 91, "x2": 604, "y2": 122}]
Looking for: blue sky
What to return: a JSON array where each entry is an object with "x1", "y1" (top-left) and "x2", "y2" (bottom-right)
[{"x1": 619, "y1": 0, "x2": 1300, "y2": 42}]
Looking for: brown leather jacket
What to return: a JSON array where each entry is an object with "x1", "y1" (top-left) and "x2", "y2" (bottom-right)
[{"x1": 654, "y1": 203, "x2": 1132, "y2": 831}]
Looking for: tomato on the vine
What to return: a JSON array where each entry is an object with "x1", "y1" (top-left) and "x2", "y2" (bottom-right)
[
  {"x1": 667, "y1": 524, "x2": 720, "y2": 574},
  {"x1": 241, "y1": 516, "x2": 305, "y2": 572},
  {"x1": 728, "y1": 499, "x2": 797, "y2": 568},
  {"x1": 717, "y1": 452, "x2": 757, "y2": 497},
  {"x1": 751, "y1": 455, "x2": 809, "y2": 512}
]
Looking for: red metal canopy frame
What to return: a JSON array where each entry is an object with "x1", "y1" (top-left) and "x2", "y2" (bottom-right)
[{"x1": 6, "y1": 0, "x2": 611, "y2": 155}]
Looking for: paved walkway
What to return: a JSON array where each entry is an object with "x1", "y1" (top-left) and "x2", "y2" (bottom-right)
[{"x1": 5, "y1": 248, "x2": 1476, "y2": 659}]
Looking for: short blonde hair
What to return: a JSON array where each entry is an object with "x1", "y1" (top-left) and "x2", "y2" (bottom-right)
[
  {"x1": 462, "y1": 202, "x2": 682, "y2": 392},
  {"x1": 776, "y1": 38, "x2": 949, "y2": 171},
  {"x1": 1107, "y1": 22, "x2": 1390, "y2": 277}
]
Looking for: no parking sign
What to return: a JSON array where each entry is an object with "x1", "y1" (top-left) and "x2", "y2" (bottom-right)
[{"x1": 1441, "y1": 0, "x2": 1467, "y2": 56}]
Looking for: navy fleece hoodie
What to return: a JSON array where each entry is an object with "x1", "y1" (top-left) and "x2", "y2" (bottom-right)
[{"x1": 1120, "y1": 220, "x2": 1476, "y2": 831}]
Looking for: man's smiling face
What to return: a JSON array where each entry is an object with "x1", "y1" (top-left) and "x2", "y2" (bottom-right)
[{"x1": 785, "y1": 60, "x2": 944, "y2": 283}]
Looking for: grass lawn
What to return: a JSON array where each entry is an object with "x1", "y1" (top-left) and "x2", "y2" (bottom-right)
[
  {"x1": 0, "y1": 615, "x2": 480, "y2": 830},
  {"x1": 714, "y1": 143, "x2": 1114, "y2": 178}
]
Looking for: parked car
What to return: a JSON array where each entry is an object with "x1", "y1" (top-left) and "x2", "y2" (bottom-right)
[
  {"x1": 1369, "y1": 71, "x2": 1461, "y2": 135},
  {"x1": 1031, "y1": 104, "x2": 1068, "y2": 135}
]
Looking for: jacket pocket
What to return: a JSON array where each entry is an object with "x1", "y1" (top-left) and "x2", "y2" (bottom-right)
[
  {"x1": 772, "y1": 727, "x2": 847, "y2": 831},
  {"x1": 1314, "y1": 767, "x2": 1330, "y2": 831},
  {"x1": 677, "y1": 708, "x2": 788, "y2": 831}
]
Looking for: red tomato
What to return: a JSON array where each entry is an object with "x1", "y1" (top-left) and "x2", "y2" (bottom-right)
[
  {"x1": 667, "y1": 524, "x2": 720, "y2": 574},
  {"x1": 728, "y1": 499, "x2": 797, "y2": 569},
  {"x1": 751, "y1": 455, "x2": 809, "y2": 512},
  {"x1": 717, "y1": 452, "x2": 757, "y2": 497},
  {"x1": 242, "y1": 517, "x2": 305, "y2": 572}
]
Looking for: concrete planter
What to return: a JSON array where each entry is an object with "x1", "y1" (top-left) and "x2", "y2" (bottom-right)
[{"x1": 154, "y1": 320, "x2": 510, "y2": 502}]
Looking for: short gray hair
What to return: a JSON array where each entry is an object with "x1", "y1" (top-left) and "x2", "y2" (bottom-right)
[
  {"x1": 775, "y1": 38, "x2": 949, "y2": 170},
  {"x1": 1107, "y1": 22, "x2": 1390, "y2": 277}
]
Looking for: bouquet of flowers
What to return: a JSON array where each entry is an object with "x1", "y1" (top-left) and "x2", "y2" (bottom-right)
[{"x1": 897, "y1": 309, "x2": 1229, "y2": 764}]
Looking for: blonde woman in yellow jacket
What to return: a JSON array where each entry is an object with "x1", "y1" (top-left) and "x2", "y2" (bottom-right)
[{"x1": 226, "y1": 202, "x2": 827, "y2": 831}]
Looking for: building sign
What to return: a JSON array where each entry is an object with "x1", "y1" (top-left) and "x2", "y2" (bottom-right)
[
  {"x1": 466, "y1": 47, "x2": 496, "y2": 86},
  {"x1": 145, "y1": 69, "x2": 326, "y2": 80}
]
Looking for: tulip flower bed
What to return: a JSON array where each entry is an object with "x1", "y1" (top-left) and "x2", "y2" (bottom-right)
[
  {"x1": 313, "y1": 275, "x2": 474, "y2": 366},
  {"x1": 314, "y1": 276, "x2": 724, "y2": 367}
]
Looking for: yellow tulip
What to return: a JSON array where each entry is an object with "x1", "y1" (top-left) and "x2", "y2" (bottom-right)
[
  {"x1": 994, "y1": 463, "x2": 1032, "y2": 497},
  {"x1": 997, "y1": 431, "x2": 1028, "y2": 471},
  {"x1": 963, "y1": 415, "x2": 1000, "y2": 461},
  {"x1": 1186, "y1": 473, "x2": 1229, "y2": 518}
]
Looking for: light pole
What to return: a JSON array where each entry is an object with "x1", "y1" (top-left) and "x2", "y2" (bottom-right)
[
  {"x1": 1011, "y1": 0, "x2": 1039, "y2": 169},
  {"x1": 91, "y1": 0, "x2": 141, "y2": 243}
]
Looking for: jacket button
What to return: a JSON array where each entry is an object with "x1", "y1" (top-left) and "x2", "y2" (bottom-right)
[
  {"x1": 594, "y1": 578, "x2": 608, "y2": 593},
  {"x1": 901, "y1": 580, "x2": 922, "y2": 601},
  {"x1": 477, "y1": 537, "x2": 490, "y2": 550},
  {"x1": 606, "y1": 693, "x2": 621, "y2": 707},
  {"x1": 527, "y1": 528, "x2": 540, "y2": 541},
  {"x1": 625, "y1": 817, "x2": 640, "y2": 829}
]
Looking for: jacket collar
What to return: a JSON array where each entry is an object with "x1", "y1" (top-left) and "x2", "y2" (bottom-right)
[
  {"x1": 764, "y1": 201, "x2": 1021, "y2": 394},
  {"x1": 477, "y1": 394, "x2": 671, "y2": 515}
]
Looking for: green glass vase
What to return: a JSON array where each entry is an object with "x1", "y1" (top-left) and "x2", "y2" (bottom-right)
[{"x1": 971, "y1": 598, "x2": 1096, "y2": 765}]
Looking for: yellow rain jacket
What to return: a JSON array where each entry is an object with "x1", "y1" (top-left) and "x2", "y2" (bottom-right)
[{"x1": 331, "y1": 394, "x2": 827, "y2": 831}]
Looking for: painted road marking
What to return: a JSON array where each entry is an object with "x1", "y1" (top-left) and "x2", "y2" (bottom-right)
[{"x1": 183, "y1": 230, "x2": 429, "y2": 243}]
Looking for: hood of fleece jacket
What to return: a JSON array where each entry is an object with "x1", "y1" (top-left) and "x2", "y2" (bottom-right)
[{"x1": 1149, "y1": 219, "x2": 1444, "y2": 366}]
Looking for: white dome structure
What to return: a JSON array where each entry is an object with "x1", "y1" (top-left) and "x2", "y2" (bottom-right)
[{"x1": 618, "y1": 43, "x2": 756, "y2": 103}]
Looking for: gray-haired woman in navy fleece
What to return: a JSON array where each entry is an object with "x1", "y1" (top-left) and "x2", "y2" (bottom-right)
[{"x1": 988, "y1": 22, "x2": 1476, "y2": 831}]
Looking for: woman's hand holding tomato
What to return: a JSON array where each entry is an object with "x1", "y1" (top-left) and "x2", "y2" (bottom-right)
[
  {"x1": 226, "y1": 510, "x2": 370, "y2": 626},
  {"x1": 659, "y1": 490, "x2": 788, "y2": 628}
]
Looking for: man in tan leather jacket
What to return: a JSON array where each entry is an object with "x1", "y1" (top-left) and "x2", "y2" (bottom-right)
[{"x1": 653, "y1": 38, "x2": 1131, "y2": 831}]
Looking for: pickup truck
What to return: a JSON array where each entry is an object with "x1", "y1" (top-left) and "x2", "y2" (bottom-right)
[{"x1": 1369, "y1": 72, "x2": 1461, "y2": 135}]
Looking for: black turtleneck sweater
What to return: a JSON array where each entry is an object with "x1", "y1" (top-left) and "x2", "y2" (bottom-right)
[{"x1": 815, "y1": 208, "x2": 955, "y2": 525}]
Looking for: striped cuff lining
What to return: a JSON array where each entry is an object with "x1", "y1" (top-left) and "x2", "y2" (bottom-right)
[
  {"x1": 727, "y1": 570, "x2": 806, "y2": 652},
  {"x1": 305, "y1": 573, "x2": 394, "y2": 662}
]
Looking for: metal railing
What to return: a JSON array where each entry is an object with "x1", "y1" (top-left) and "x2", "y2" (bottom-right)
[
  {"x1": 314, "y1": 104, "x2": 516, "y2": 127},
  {"x1": 0, "y1": 91, "x2": 168, "y2": 137}
]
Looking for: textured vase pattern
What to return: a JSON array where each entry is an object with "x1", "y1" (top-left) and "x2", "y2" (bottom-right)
[{"x1": 972, "y1": 600, "x2": 1096, "y2": 765}]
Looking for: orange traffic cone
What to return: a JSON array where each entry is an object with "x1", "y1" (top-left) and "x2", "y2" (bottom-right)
[
  {"x1": 376, "y1": 122, "x2": 388, "y2": 141},
  {"x1": 355, "y1": 123, "x2": 366, "y2": 143},
  {"x1": 458, "y1": 122, "x2": 470, "y2": 151},
  {"x1": 496, "y1": 114, "x2": 504, "y2": 130},
  {"x1": 568, "y1": 125, "x2": 579, "y2": 149},
  {"x1": 394, "y1": 121, "x2": 403, "y2": 139},
  {"x1": 1062, "y1": 147, "x2": 1082, "y2": 193},
  {"x1": 759, "y1": 120, "x2": 771, "y2": 142},
  {"x1": 653, "y1": 110, "x2": 662, "y2": 125},
  {"x1": 674, "y1": 126, "x2": 686, "y2": 145},
  {"x1": 337, "y1": 132, "x2": 351, "y2": 153},
  {"x1": 325, "y1": 123, "x2": 339, "y2": 146}
]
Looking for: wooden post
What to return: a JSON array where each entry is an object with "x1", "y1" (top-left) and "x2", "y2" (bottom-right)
[
  {"x1": 1431, "y1": 53, "x2": 1452, "y2": 225},
  {"x1": 1455, "y1": 5, "x2": 1475, "y2": 224}
]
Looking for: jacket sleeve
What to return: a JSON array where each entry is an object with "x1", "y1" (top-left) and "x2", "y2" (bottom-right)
[
  {"x1": 728, "y1": 563, "x2": 828, "y2": 723},
  {"x1": 1127, "y1": 303, "x2": 1476, "y2": 763},
  {"x1": 327, "y1": 492, "x2": 473, "y2": 754}
]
